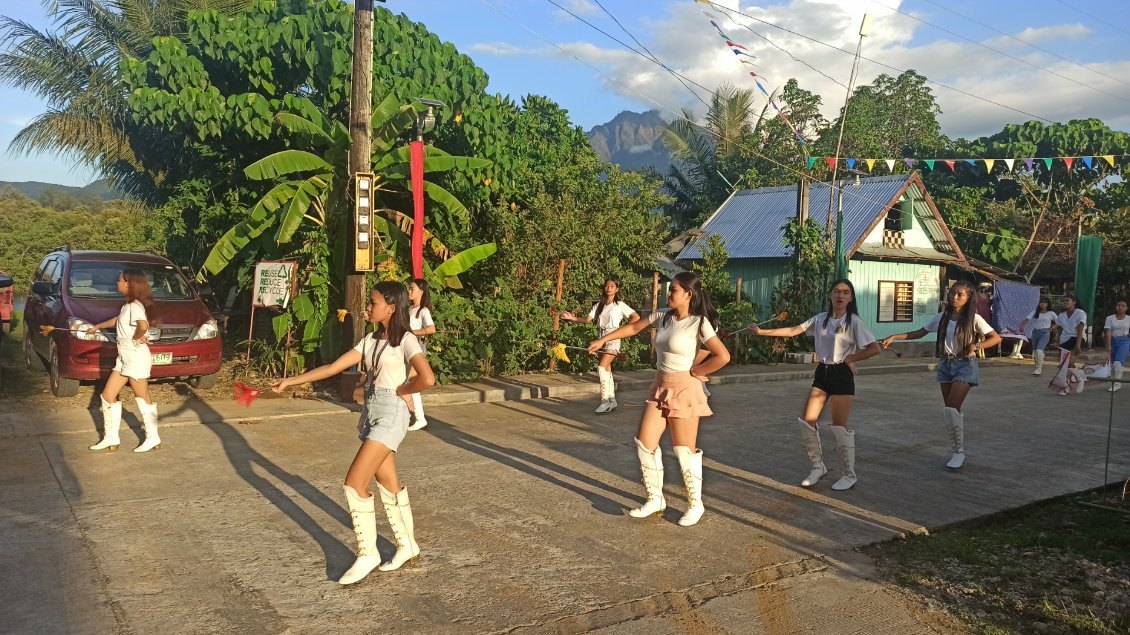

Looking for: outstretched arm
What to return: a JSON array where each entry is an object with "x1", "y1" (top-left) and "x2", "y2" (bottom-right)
[
  {"x1": 588, "y1": 319, "x2": 651, "y2": 354},
  {"x1": 749, "y1": 324, "x2": 806, "y2": 338},
  {"x1": 272, "y1": 349, "x2": 363, "y2": 392},
  {"x1": 881, "y1": 328, "x2": 929, "y2": 348}
]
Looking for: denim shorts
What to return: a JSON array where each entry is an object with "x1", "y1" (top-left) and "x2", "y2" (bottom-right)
[
  {"x1": 1031, "y1": 328, "x2": 1051, "y2": 351},
  {"x1": 357, "y1": 388, "x2": 410, "y2": 451},
  {"x1": 936, "y1": 358, "x2": 979, "y2": 386}
]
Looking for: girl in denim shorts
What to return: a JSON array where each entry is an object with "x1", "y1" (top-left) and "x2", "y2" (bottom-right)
[
  {"x1": 1019, "y1": 297, "x2": 1055, "y2": 376},
  {"x1": 273, "y1": 282, "x2": 434, "y2": 585},
  {"x1": 751, "y1": 279, "x2": 881, "y2": 491},
  {"x1": 882, "y1": 281, "x2": 1001, "y2": 470}
]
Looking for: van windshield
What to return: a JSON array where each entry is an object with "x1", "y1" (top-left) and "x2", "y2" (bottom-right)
[{"x1": 68, "y1": 262, "x2": 195, "y2": 300}]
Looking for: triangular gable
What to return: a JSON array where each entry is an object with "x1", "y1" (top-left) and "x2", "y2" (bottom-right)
[{"x1": 847, "y1": 172, "x2": 966, "y2": 262}]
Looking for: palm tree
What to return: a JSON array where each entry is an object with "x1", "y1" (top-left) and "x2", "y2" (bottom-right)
[{"x1": 0, "y1": 0, "x2": 250, "y2": 196}]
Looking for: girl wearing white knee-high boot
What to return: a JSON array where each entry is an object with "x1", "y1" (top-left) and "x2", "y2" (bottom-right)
[
  {"x1": 883, "y1": 281, "x2": 1001, "y2": 469},
  {"x1": 1019, "y1": 297, "x2": 1055, "y2": 376},
  {"x1": 1104, "y1": 300, "x2": 1130, "y2": 392},
  {"x1": 273, "y1": 282, "x2": 434, "y2": 584},
  {"x1": 87, "y1": 269, "x2": 161, "y2": 453},
  {"x1": 750, "y1": 279, "x2": 881, "y2": 491},
  {"x1": 564, "y1": 278, "x2": 640, "y2": 414},
  {"x1": 1054, "y1": 294, "x2": 1088, "y2": 395},
  {"x1": 588, "y1": 272, "x2": 729, "y2": 526},
  {"x1": 406, "y1": 279, "x2": 436, "y2": 431}
]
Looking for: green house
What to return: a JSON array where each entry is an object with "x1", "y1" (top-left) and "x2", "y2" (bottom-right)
[{"x1": 677, "y1": 173, "x2": 971, "y2": 339}]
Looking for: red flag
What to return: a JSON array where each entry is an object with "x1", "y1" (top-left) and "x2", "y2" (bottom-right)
[
  {"x1": 1063, "y1": 157, "x2": 1075, "y2": 170},
  {"x1": 825, "y1": 157, "x2": 836, "y2": 169},
  {"x1": 410, "y1": 140, "x2": 426, "y2": 279},
  {"x1": 233, "y1": 380, "x2": 261, "y2": 406},
  {"x1": 943, "y1": 160, "x2": 956, "y2": 171}
]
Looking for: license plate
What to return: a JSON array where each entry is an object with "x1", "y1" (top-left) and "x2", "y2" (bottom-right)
[{"x1": 152, "y1": 352, "x2": 173, "y2": 365}]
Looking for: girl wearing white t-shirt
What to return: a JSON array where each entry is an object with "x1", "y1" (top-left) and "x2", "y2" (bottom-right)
[
  {"x1": 87, "y1": 269, "x2": 162, "y2": 453},
  {"x1": 751, "y1": 279, "x2": 881, "y2": 491},
  {"x1": 1104, "y1": 300, "x2": 1130, "y2": 392},
  {"x1": 1056, "y1": 293, "x2": 1087, "y2": 366},
  {"x1": 405, "y1": 279, "x2": 436, "y2": 430},
  {"x1": 273, "y1": 282, "x2": 434, "y2": 584},
  {"x1": 883, "y1": 281, "x2": 1001, "y2": 469},
  {"x1": 563, "y1": 277, "x2": 640, "y2": 413},
  {"x1": 588, "y1": 271, "x2": 730, "y2": 527},
  {"x1": 1018, "y1": 297, "x2": 1055, "y2": 375}
]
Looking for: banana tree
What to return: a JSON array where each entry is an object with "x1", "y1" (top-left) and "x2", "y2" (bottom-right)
[{"x1": 203, "y1": 92, "x2": 496, "y2": 354}]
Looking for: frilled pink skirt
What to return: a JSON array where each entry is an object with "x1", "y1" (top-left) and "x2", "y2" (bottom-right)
[{"x1": 646, "y1": 371, "x2": 713, "y2": 419}]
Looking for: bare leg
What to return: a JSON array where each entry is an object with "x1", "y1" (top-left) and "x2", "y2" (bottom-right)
[
  {"x1": 942, "y1": 382, "x2": 973, "y2": 411},
  {"x1": 127, "y1": 377, "x2": 151, "y2": 403},
  {"x1": 828, "y1": 395, "x2": 854, "y2": 427},
  {"x1": 801, "y1": 387, "x2": 829, "y2": 424},
  {"x1": 345, "y1": 440, "x2": 393, "y2": 496},
  {"x1": 597, "y1": 353, "x2": 615, "y2": 370},
  {"x1": 636, "y1": 401, "x2": 668, "y2": 451},
  {"x1": 668, "y1": 416, "x2": 701, "y2": 451},
  {"x1": 101, "y1": 371, "x2": 129, "y2": 402}
]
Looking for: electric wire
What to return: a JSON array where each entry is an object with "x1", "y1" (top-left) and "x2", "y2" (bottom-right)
[
  {"x1": 699, "y1": 0, "x2": 1059, "y2": 124},
  {"x1": 588, "y1": 0, "x2": 712, "y2": 108},
  {"x1": 863, "y1": 0, "x2": 1130, "y2": 103},
  {"x1": 1053, "y1": 0, "x2": 1130, "y2": 38}
]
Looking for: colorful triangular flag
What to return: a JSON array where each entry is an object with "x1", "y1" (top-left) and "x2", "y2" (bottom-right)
[
  {"x1": 1063, "y1": 157, "x2": 1075, "y2": 170},
  {"x1": 886, "y1": 159, "x2": 896, "y2": 172},
  {"x1": 1024, "y1": 159, "x2": 1034, "y2": 170},
  {"x1": 1042, "y1": 158, "x2": 1053, "y2": 170},
  {"x1": 1004, "y1": 158, "x2": 1015, "y2": 171},
  {"x1": 1082, "y1": 156, "x2": 1093, "y2": 169},
  {"x1": 965, "y1": 159, "x2": 976, "y2": 167},
  {"x1": 866, "y1": 159, "x2": 876, "y2": 172},
  {"x1": 726, "y1": 41, "x2": 747, "y2": 50},
  {"x1": 904, "y1": 158, "x2": 915, "y2": 169},
  {"x1": 807, "y1": 157, "x2": 817, "y2": 169},
  {"x1": 845, "y1": 158, "x2": 856, "y2": 170},
  {"x1": 985, "y1": 159, "x2": 995, "y2": 173},
  {"x1": 924, "y1": 160, "x2": 935, "y2": 170},
  {"x1": 825, "y1": 157, "x2": 836, "y2": 169},
  {"x1": 943, "y1": 160, "x2": 956, "y2": 171},
  {"x1": 1103, "y1": 155, "x2": 1115, "y2": 166}
]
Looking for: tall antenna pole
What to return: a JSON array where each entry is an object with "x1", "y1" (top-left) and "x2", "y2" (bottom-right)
[{"x1": 825, "y1": 13, "x2": 871, "y2": 238}]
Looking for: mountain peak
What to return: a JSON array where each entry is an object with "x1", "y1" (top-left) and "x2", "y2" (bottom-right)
[{"x1": 587, "y1": 110, "x2": 672, "y2": 172}]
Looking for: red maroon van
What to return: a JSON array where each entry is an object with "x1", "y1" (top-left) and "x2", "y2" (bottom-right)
[{"x1": 22, "y1": 248, "x2": 222, "y2": 397}]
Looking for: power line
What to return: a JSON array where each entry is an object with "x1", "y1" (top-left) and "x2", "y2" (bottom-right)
[
  {"x1": 1054, "y1": 0, "x2": 1130, "y2": 38},
  {"x1": 588, "y1": 0, "x2": 711, "y2": 108},
  {"x1": 916, "y1": 0, "x2": 1130, "y2": 91},
  {"x1": 699, "y1": 0, "x2": 1060, "y2": 124},
  {"x1": 864, "y1": 0, "x2": 1130, "y2": 103}
]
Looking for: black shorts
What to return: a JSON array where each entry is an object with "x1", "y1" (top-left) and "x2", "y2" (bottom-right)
[
  {"x1": 812, "y1": 362, "x2": 855, "y2": 396},
  {"x1": 1060, "y1": 337, "x2": 1078, "y2": 351}
]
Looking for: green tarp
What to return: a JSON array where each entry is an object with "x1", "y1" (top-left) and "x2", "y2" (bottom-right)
[{"x1": 1075, "y1": 235, "x2": 1102, "y2": 330}]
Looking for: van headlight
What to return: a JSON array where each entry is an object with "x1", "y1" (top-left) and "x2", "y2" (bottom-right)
[
  {"x1": 68, "y1": 317, "x2": 109, "y2": 342},
  {"x1": 193, "y1": 319, "x2": 219, "y2": 340}
]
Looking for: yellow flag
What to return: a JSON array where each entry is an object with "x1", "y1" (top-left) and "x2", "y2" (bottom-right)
[
  {"x1": 985, "y1": 159, "x2": 995, "y2": 174},
  {"x1": 865, "y1": 159, "x2": 876, "y2": 171},
  {"x1": 1103, "y1": 155, "x2": 1116, "y2": 166}
]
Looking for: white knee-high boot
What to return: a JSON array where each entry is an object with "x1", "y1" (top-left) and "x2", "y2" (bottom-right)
[
  {"x1": 90, "y1": 397, "x2": 122, "y2": 451},
  {"x1": 377, "y1": 483, "x2": 420, "y2": 571},
  {"x1": 133, "y1": 398, "x2": 161, "y2": 452},
  {"x1": 674, "y1": 445, "x2": 704, "y2": 526},
  {"x1": 629, "y1": 438, "x2": 666, "y2": 518},
  {"x1": 605, "y1": 368, "x2": 618, "y2": 411},
  {"x1": 407, "y1": 393, "x2": 427, "y2": 430},
  {"x1": 1032, "y1": 349, "x2": 1045, "y2": 375},
  {"x1": 830, "y1": 426, "x2": 857, "y2": 490},
  {"x1": 796, "y1": 418, "x2": 827, "y2": 487},
  {"x1": 595, "y1": 367, "x2": 613, "y2": 413},
  {"x1": 943, "y1": 407, "x2": 964, "y2": 469},
  {"x1": 1110, "y1": 361, "x2": 1123, "y2": 392},
  {"x1": 339, "y1": 485, "x2": 380, "y2": 584}
]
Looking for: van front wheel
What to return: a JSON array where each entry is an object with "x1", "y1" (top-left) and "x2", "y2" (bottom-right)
[{"x1": 189, "y1": 373, "x2": 219, "y2": 390}]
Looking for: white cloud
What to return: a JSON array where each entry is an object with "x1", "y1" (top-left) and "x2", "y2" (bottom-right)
[
  {"x1": 469, "y1": 41, "x2": 545, "y2": 56},
  {"x1": 540, "y1": 0, "x2": 1130, "y2": 139},
  {"x1": 3, "y1": 115, "x2": 32, "y2": 128},
  {"x1": 552, "y1": 0, "x2": 600, "y2": 21}
]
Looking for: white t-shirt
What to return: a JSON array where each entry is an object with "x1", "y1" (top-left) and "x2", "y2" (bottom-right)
[
  {"x1": 924, "y1": 312, "x2": 994, "y2": 356},
  {"x1": 1024, "y1": 310, "x2": 1056, "y2": 331},
  {"x1": 800, "y1": 313, "x2": 877, "y2": 364},
  {"x1": 587, "y1": 300, "x2": 637, "y2": 339},
  {"x1": 116, "y1": 300, "x2": 149, "y2": 351},
  {"x1": 410, "y1": 306, "x2": 434, "y2": 332},
  {"x1": 1056, "y1": 309, "x2": 1087, "y2": 344},
  {"x1": 353, "y1": 332, "x2": 424, "y2": 390},
  {"x1": 1105, "y1": 314, "x2": 1130, "y2": 338},
  {"x1": 649, "y1": 310, "x2": 717, "y2": 372}
]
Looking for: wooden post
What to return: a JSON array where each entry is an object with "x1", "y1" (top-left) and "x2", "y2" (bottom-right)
[
  {"x1": 735, "y1": 277, "x2": 742, "y2": 303},
  {"x1": 550, "y1": 259, "x2": 565, "y2": 370},
  {"x1": 246, "y1": 306, "x2": 256, "y2": 364},
  {"x1": 650, "y1": 271, "x2": 660, "y2": 358}
]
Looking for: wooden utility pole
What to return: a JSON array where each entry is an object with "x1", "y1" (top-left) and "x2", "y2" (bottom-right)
[
  {"x1": 345, "y1": 0, "x2": 374, "y2": 349},
  {"x1": 550, "y1": 259, "x2": 566, "y2": 370}
]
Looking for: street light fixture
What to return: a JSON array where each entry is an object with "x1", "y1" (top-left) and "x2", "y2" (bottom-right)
[{"x1": 415, "y1": 97, "x2": 445, "y2": 140}]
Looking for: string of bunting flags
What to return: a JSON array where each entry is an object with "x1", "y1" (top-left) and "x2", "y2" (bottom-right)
[{"x1": 806, "y1": 155, "x2": 1127, "y2": 174}]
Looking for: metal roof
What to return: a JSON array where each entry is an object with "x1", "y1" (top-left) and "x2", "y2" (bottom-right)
[{"x1": 678, "y1": 174, "x2": 912, "y2": 260}]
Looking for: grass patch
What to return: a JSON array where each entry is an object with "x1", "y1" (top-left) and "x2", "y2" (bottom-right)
[
  {"x1": 867, "y1": 489, "x2": 1130, "y2": 635},
  {"x1": 0, "y1": 310, "x2": 41, "y2": 397}
]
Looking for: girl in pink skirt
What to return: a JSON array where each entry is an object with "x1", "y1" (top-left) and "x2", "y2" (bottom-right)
[{"x1": 588, "y1": 271, "x2": 730, "y2": 526}]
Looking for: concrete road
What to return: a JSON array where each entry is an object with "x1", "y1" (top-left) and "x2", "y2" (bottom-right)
[{"x1": 2, "y1": 363, "x2": 1128, "y2": 634}]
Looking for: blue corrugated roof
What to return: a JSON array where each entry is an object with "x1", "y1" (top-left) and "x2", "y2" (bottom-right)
[{"x1": 678, "y1": 174, "x2": 912, "y2": 260}]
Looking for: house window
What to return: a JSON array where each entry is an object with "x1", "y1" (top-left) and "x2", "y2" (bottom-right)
[{"x1": 878, "y1": 281, "x2": 914, "y2": 322}]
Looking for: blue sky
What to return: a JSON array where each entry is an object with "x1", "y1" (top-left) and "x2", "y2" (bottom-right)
[{"x1": 2, "y1": 0, "x2": 1129, "y2": 186}]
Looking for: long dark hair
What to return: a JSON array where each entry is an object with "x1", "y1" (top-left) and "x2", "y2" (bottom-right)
[
  {"x1": 664, "y1": 271, "x2": 719, "y2": 333},
  {"x1": 372, "y1": 281, "x2": 411, "y2": 347},
  {"x1": 936, "y1": 280, "x2": 978, "y2": 357},
  {"x1": 593, "y1": 277, "x2": 621, "y2": 322},
  {"x1": 1064, "y1": 292, "x2": 1083, "y2": 313},
  {"x1": 821, "y1": 278, "x2": 859, "y2": 330},
  {"x1": 1033, "y1": 295, "x2": 1051, "y2": 318},
  {"x1": 411, "y1": 278, "x2": 433, "y2": 317},
  {"x1": 121, "y1": 268, "x2": 159, "y2": 326}
]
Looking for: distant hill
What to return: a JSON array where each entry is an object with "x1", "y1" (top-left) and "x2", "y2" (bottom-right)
[
  {"x1": 0, "y1": 179, "x2": 126, "y2": 201},
  {"x1": 587, "y1": 110, "x2": 673, "y2": 173}
]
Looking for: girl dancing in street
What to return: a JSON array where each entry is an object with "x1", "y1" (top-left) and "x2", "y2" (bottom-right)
[
  {"x1": 564, "y1": 277, "x2": 640, "y2": 413},
  {"x1": 882, "y1": 281, "x2": 1001, "y2": 469},
  {"x1": 1104, "y1": 299, "x2": 1129, "y2": 392},
  {"x1": 406, "y1": 279, "x2": 436, "y2": 430},
  {"x1": 1018, "y1": 296, "x2": 1056, "y2": 376},
  {"x1": 750, "y1": 279, "x2": 880, "y2": 490},
  {"x1": 88, "y1": 269, "x2": 162, "y2": 453},
  {"x1": 588, "y1": 272, "x2": 729, "y2": 526},
  {"x1": 273, "y1": 282, "x2": 434, "y2": 584}
]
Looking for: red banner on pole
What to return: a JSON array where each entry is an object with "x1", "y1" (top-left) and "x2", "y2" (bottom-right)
[{"x1": 410, "y1": 140, "x2": 425, "y2": 279}]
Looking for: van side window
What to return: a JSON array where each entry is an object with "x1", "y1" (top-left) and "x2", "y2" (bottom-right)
[
  {"x1": 39, "y1": 258, "x2": 59, "y2": 284},
  {"x1": 34, "y1": 257, "x2": 53, "y2": 282},
  {"x1": 49, "y1": 258, "x2": 64, "y2": 285}
]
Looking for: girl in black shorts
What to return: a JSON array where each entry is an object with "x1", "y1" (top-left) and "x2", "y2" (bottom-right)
[{"x1": 751, "y1": 279, "x2": 880, "y2": 490}]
